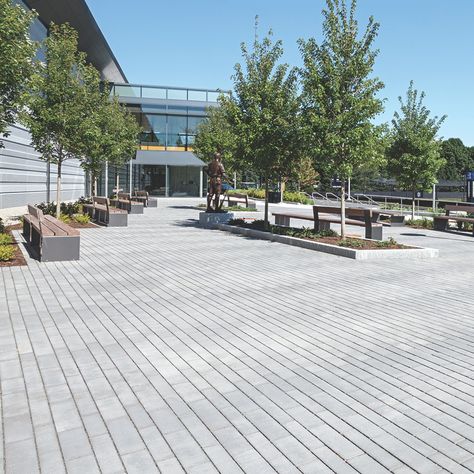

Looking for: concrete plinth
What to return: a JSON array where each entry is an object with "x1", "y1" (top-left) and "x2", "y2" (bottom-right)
[{"x1": 199, "y1": 212, "x2": 234, "y2": 228}]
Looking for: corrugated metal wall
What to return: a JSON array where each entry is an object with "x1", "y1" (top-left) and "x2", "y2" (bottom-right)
[{"x1": 0, "y1": 123, "x2": 86, "y2": 209}]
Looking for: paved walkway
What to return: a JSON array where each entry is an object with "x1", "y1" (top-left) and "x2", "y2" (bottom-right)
[{"x1": 1, "y1": 199, "x2": 474, "y2": 474}]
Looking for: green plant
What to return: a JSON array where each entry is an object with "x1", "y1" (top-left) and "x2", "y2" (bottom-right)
[
  {"x1": 0, "y1": 234, "x2": 13, "y2": 245},
  {"x1": 0, "y1": 245, "x2": 14, "y2": 262},
  {"x1": 376, "y1": 237, "x2": 400, "y2": 248},
  {"x1": 228, "y1": 218, "x2": 246, "y2": 226},
  {"x1": 73, "y1": 214, "x2": 90, "y2": 224},
  {"x1": 59, "y1": 214, "x2": 71, "y2": 223},
  {"x1": 406, "y1": 218, "x2": 433, "y2": 229},
  {"x1": 338, "y1": 238, "x2": 366, "y2": 248},
  {"x1": 0, "y1": 217, "x2": 5, "y2": 234}
]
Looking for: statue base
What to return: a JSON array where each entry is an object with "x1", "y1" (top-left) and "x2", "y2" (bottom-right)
[{"x1": 199, "y1": 211, "x2": 234, "y2": 228}]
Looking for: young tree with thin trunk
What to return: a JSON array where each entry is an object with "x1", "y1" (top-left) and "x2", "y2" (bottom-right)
[
  {"x1": 24, "y1": 23, "x2": 88, "y2": 218},
  {"x1": 386, "y1": 81, "x2": 446, "y2": 219},
  {"x1": 77, "y1": 67, "x2": 141, "y2": 196},
  {"x1": 221, "y1": 20, "x2": 303, "y2": 229},
  {"x1": 299, "y1": 0, "x2": 384, "y2": 239},
  {"x1": 194, "y1": 103, "x2": 237, "y2": 174},
  {"x1": 0, "y1": 0, "x2": 37, "y2": 146}
]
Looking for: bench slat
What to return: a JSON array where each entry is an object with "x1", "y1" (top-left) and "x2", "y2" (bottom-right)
[{"x1": 44, "y1": 215, "x2": 79, "y2": 236}]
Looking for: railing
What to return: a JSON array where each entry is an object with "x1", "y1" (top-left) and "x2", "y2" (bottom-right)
[{"x1": 110, "y1": 83, "x2": 231, "y2": 103}]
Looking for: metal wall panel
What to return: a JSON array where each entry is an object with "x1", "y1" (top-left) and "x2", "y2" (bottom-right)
[{"x1": 0, "y1": 124, "x2": 86, "y2": 209}]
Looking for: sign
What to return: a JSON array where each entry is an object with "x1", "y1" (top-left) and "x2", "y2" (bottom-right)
[
  {"x1": 466, "y1": 171, "x2": 474, "y2": 181},
  {"x1": 415, "y1": 191, "x2": 423, "y2": 199},
  {"x1": 331, "y1": 177, "x2": 342, "y2": 189}
]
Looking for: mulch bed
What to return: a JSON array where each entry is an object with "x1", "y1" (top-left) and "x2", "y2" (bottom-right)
[
  {"x1": 0, "y1": 230, "x2": 27, "y2": 267},
  {"x1": 68, "y1": 222, "x2": 100, "y2": 229}
]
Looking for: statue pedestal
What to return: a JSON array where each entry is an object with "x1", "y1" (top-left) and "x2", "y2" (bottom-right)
[{"x1": 199, "y1": 212, "x2": 234, "y2": 228}]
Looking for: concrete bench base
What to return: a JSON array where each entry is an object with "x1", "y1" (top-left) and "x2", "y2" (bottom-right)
[
  {"x1": 40, "y1": 235, "x2": 80, "y2": 262},
  {"x1": 148, "y1": 198, "x2": 158, "y2": 208}
]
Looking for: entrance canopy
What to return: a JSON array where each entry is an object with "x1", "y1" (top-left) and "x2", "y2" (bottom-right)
[{"x1": 135, "y1": 150, "x2": 205, "y2": 167}]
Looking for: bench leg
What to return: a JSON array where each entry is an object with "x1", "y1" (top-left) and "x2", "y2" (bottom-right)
[
  {"x1": 433, "y1": 218, "x2": 448, "y2": 231},
  {"x1": 366, "y1": 225, "x2": 383, "y2": 241},
  {"x1": 314, "y1": 220, "x2": 331, "y2": 233},
  {"x1": 275, "y1": 215, "x2": 290, "y2": 226}
]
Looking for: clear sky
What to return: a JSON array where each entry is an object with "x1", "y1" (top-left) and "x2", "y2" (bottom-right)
[{"x1": 86, "y1": 0, "x2": 474, "y2": 145}]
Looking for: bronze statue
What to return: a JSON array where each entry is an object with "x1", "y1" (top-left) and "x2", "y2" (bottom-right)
[{"x1": 204, "y1": 153, "x2": 227, "y2": 212}]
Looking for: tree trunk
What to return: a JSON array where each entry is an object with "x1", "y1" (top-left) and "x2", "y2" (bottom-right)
[
  {"x1": 340, "y1": 179, "x2": 346, "y2": 239},
  {"x1": 264, "y1": 177, "x2": 269, "y2": 230},
  {"x1": 56, "y1": 160, "x2": 62, "y2": 219},
  {"x1": 91, "y1": 173, "x2": 97, "y2": 197},
  {"x1": 412, "y1": 189, "x2": 416, "y2": 220}
]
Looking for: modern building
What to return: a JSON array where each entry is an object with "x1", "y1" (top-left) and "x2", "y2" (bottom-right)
[
  {"x1": 0, "y1": 0, "x2": 222, "y2": 211},
  {"x1": 97, "y1": 83, "x2": 226, "y2": 198}
]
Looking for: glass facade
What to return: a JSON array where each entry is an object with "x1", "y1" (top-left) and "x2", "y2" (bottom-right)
[
  {"x1": 132, "y1": 107, "x2": 208, "y2": 150},
  {"x1": 13, "y1": 0, "x2": 48, "y2": 61}
]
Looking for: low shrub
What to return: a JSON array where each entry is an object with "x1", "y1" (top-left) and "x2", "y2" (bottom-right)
[
  {"x1": 0, "y1": 245, "x2": 15, "y2": 262},
  {"x1": 59, "y1": 214, "x2": 72, "y2": 223},
  {"x1": 73, "y1": 214, "x2": 90, "y2": 224},
  {"x1": 0, "y1": 217, "x2": 5, "y2": 234},
  {"x1": 228, "y1": 189, "x2": 311, "y2": 204},
  {"x1": 406, "y1": 218, "x2": 433, "y2": 229},
  {"x1": 36, "y1": 200, "x2": 81, "y2": 217},
  {"x1": 0, "y1": 234, "x2": 13, "y2": 245}
]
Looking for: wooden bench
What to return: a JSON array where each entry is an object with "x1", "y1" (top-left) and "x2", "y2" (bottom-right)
[
  {"x1": 132, "y1": 190, "x2": 158, "y2": 208},
  {"x1": 111, "y1": 192, "x2": 144, "y2": 214},
  {"x1": 433, "y1": 204, "x2": 474, "y2": 235},
  {"x1": 83, "y1": 197, "x2": 128, "y2": 227},
  {"x1": 273, "y1": 205, "x2": 384, "y2": 240},
  {"x1": 227, "y1": 193, "x2": 256, "y2": 209},
  {"x1": 23, "y1": 205, "x2": 80, "y2": 261}
]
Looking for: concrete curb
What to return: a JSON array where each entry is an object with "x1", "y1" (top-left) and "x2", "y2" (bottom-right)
[{"x1": 217, "y1": 224, "x2": 439, "y2": 260}]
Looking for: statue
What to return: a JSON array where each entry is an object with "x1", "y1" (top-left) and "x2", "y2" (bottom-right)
[{"x1": 204, "y1": 152, "x2": 227, "y2": 212}]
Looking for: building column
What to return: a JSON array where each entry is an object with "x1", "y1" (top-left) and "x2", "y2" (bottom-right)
[
  {"x1": 199, "y1": 168, "x2": 203, "y2": 197},
  {"x1": 165, "y1": 165, "x2": 169, "y2": 197},
  {"x1": 105, "y1": 161, "x2": 109, "y2": 197}
]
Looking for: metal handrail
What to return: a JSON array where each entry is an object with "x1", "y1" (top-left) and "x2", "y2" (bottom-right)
[
  {"x1": 311, "y1": 191, "x2": 329, "y2": 202},
  {"x1": 355, "y1": 193, "x2": 378, "y2": 206},
  {"x1": 325, "y1": 192, "x2": 340, "y2": 202}
]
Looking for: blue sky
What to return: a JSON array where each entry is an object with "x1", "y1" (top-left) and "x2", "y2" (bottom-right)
[{"x1": 86, "y1": 0, "x2": 474, "y2": 145}]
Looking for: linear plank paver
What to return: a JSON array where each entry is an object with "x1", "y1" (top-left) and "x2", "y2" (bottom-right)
[{"x1": 1, "y1": 198, "x2": 474, "y2": 473}]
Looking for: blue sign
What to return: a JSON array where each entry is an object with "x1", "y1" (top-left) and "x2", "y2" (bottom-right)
[{"x1": 466, "y1": 171, "x2": 474, "y2": 180}]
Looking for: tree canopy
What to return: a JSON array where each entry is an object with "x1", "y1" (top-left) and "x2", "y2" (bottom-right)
[
  {"x1": 0, "y1": 0, "x2": 37, "y2": 146},
  {"x1": 221, "y1": 20, "x2": 303, "y2": 227},
  {"x1": 386, "y1": 81, "x2": 446, "y2": 218},
  {"x1": 299, "y1": 0, "x2": 385, "y2": 237}
]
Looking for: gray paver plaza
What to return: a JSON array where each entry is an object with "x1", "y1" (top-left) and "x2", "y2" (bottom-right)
[{"x1": 1, "y1": 198, "x2": 474, "y2": 474}]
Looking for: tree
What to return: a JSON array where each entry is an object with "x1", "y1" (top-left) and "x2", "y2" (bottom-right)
[
  {"x1": 193, "y1": 103, "x2": 237, "y2": 172},
  {"x1": 24, "y1": 23, "x2": 95, "y2": 218},
  {"x1": 438, "y1": 138, "x2": 471, "y2": 181},
  {"x1": 0, "y1": 0, "x2": 37, "y2": 146},
  {"x1": 299, "y1": 0, "x2": 384, "y2": 238},
  {"x1": 221, "y1": 20, "x2": 303, "y2": 228},
  {"x1": 77, "y1": 67, "x2": 141, "y2": 196},
  {"x1": 386, "y1": 81, "x2": 446, "y2": 219}
]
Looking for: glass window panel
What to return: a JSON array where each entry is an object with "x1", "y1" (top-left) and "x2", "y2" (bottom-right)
[
  {"x1": 167, "y1": 89, "x2": 188, "y2": 100},
  {"x1": 207, "y1": 91, "x2": 220, "y2": 102},
  {"x1": 141, "y1": 86, "x2": 167, "y2": 99},
  {"x1": 188, "y1": 90, "x2": 207, "y2": 101},
  {"x1": 113, "y1": 85, "x2": 141, "y2": 98}
]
